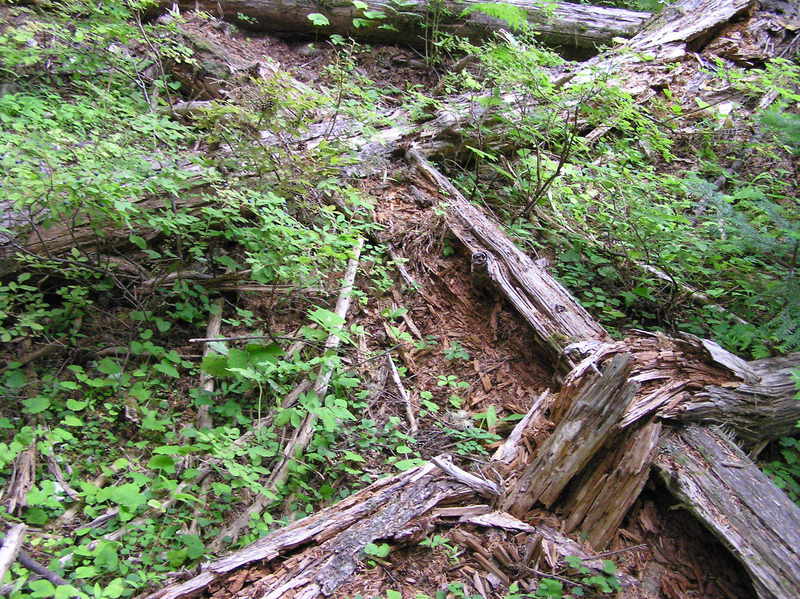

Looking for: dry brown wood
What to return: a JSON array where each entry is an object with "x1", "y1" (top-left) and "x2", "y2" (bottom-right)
[
  {"x1": 161, "y1": 1, "x2": 650, "y2": 52},
  {"x1": 501, "y1": 354, "x2": 637, "y2": 516},
  {"x1": 2, "y1": 445, "x2": 36, "y2": 515},
  {"x1": 0, "y1": 524, "x2": 26, "y2": 585},
  {"x1": 654, "y1": 425, "x2": 800, "y2": 599},
  {"x1": 491, "y1": 390, "x2": 550, "y2": 465},
  {"x1": 387, "y1": 354, "x2": 418, "y2": 433},
  {"x1": 146, "y1": 461, "x2": 475, "y2": 599}
]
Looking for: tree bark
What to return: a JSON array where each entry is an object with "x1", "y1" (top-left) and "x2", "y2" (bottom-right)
[
  {"x1": 164, "y1": 0, "x2": 650, "y2": 52},
  {"x1": 654, "y1": 425, "x2": 800, "y2": 599}
]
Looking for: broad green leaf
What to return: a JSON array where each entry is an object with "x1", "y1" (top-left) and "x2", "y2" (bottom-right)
[
  {"x1": 245, "y1": 342, "x2": 283, "y2": 364},
  {"x1": 23, "y1": 396, "x2": 50, "y2": 414},
  {"x1": 307, "y1": 13, "x2": 330, "y2": 26},
  {"x1": 66, "y1": 398, "x2": 88, "y2": 411},
  {"x1": 201, "y1": 353, "x2": 229, "y2": 377},
  {"x1": 148, "y1": 454, "x2": 176, "y2": 473},
  {"x1": 29, "y1": 579, "x2": 56, "y2": 597},
  {"x1": 97, "y1": 357, "x2": 122, "y2": 375},
  {"x1": 153, "y1": 361, "x2": 180, "y2": 378}
]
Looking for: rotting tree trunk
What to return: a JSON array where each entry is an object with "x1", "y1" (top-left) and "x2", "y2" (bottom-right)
[
  {"x1": 559, "y1": 420, "x2": 661, "y2": 550},
  {"x1": 162, "y1": 0, "x2": 650, "y2": 52},
  {"x1": 500, "y1": 354, "x2": 637, "y2": 516},
  {"x1": 655, "y1": 425, "x2": 800, "y2": 599},
  {"x1": 145, "y1": 458, "x2": 632, "y2": 599},
  {"x1": 408, "y1": 147, "x2": 609, "y2": 368},
  {"x1": 664, "y1": 352, "x2": 800, "y2": 445}
]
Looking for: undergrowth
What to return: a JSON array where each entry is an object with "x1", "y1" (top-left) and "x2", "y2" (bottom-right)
[{"x1": 1, "y1": 0, "x2": 798, "y2": 598}]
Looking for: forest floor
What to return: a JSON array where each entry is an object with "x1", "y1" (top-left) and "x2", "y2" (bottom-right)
[
  {"x1": 5, "y1": 4, "x2": 795, "y2": 598},
  {"x1": 153, "y1": 23, "x2": 757, "y2": 599}
]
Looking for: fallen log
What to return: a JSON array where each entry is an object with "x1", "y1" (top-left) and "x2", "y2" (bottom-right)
[
  {"x1": 654, "y1": 425, "x2": 800, "y2": 599},
  {"x1": 162, "y1": 0, "x2": 650, "y2": 52},
  {"x1": 665, "y1": 352, "x2": 800, "y2": 445},
  {"x1": 407, "y1": 147, "x2": 609, "y2": 368},
  {"x1": 559, "y1": 420, "x2": 661, "y2": 549}
]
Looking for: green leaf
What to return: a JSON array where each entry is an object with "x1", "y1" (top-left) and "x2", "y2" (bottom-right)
[
  {"x1": 181, "y1": 534, "x2": 206, "y2": 559},
  {"x1": 363, "y1": 10, "x2": 386, "y2": 18},
  {"x1": 5, "y1": 370, "x2": 27, "y2": 389},
  {"x1": 23, "y1": 396, "x2": 50, "y2": 414},
  {"x1": 66, "y1": 398, "x2": 88, "y2": 411},
  {"x1": 74, "y1": 565, "x2": 98, "y2": 578},
  {"x1": 148, "y1": 454, "x2": 176, "y2": 473},
  {"x1": 129, "y1": 234, "x2": 147, "y2": 249},
  {"x1": 97, "y1": 358, "x2": 122, "y2": 375},
  {"x1": 63, "y1": 414, "x2": 83, "y2": 426},
  {"x1": 485, "y1": 405, "x2": 497, "y2": 429},
  {"x1": 54, "y1": 585, "x2": 82, "y2": 599},
  {"x1": 201, "y1": 354, "x2": 229, "y2": 377},
  {"x1": 308, "y1": 307, "x2": 345, "y2": 331},
  {"x1": 109, "y1": 483, "x2": 147, "y2": 512},
  {"x1": 307, "y1": 13, "x2": 330, "y2": 26},
  {"x1": 154, "y1": 361, "x2": 180, "y2": 378},
  {"x1": 29, "y1": 579, "x2": 56, "y2": 597},
  {"x1": 352, "y1": 0, "x2": 368, "y2": 8},
  {"x1": 394, "y1": 458, "x2": 424, "y2": 471},
  {"x1": 461, "y1": 2, "x2": 528, "y2": 30},
  {"x1": 245, "y1": 342, "x2": 283, "y2": 364},
  {"x1": 602, "y1": 559, "x2": 618, "y2": 575}
]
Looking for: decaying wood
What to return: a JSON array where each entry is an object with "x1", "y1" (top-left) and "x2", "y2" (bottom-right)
[
  {"x1": 196, "y1": 297, "x2": 224, "y2": 430},
  {"x1": 430, "y1": 455, "x2": 501, "y2": 499},
  {"x1": 501, "y1": 354, "x2": 637, "y2": 516},
  {"x1": 560, "y1": 421, "x2": 661, "y2": 549},
  {"x1": 655, "y1": 425, "x2": 800, "y2": 599},
  {"x1": 209, "y1": 237, "x2": 365, "y2": 552},
  {"x1": 2, "y1": 445, "x2": 36, "y2": 515},
  {"x1": 408, "y1": 147, "x2": 609, "y2": 367},
  {"x1": 163, "y1": 0, "x2": 650, "y2": 52},
  {"x1": 491, "y1": 390, "x2": 550, "y2": 465},
  {"x1": 147, "y1": 461, "x2": 475, "y2": 599},
  {"x1": 0, "y1": 524, "x2": 70, "y2": 597},
  {"x1": 387, "y1": 354, "x2": 418, "y2": 433},
  {"x1": 665, "y1": 352, "x2": 800, "y2": 444}
]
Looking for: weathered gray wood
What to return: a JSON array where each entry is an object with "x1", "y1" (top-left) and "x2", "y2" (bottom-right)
[
  {"x1": 665, "y1": 352, "x2": 800, "y2": 444},
  {"x1": 408, "y1": 148, "x2": 609, "y2": 367},
  {"x1": 655, "y1": 425, "x2": 800, "y2": 599},
  {"x1": 501, "y1": 354, "x2": 638, "y2": 516},
  {"x1": 560, "y1": 421, "x2": 661, "y2": 549},
  {"x1": 164, "y1": 0, "x2": 650, "y2": 52},
  {"x1": 146, "y1": 462, "x2": 473, "y2": 599}
]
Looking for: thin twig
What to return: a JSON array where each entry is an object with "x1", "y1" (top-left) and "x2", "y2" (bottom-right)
[{"x1": 387, "y1": 355, "x2": 417, "y2": 433}]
